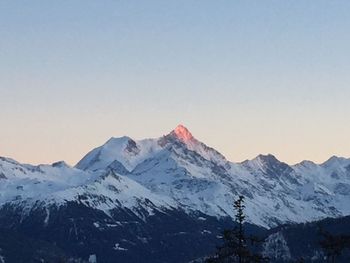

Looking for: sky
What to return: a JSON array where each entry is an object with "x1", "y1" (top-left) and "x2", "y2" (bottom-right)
[{"x1": 1, "y1": 1, "x2": 350, "y2": 166}]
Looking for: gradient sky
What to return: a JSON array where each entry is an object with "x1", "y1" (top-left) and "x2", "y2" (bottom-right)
[{"x1": 1, "y1": 1, "x2": 350, "y2": 166}]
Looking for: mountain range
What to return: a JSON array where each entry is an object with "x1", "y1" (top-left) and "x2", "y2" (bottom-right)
[{"x1": 0, "y1": 125, "x2": 349, "y2": 262}]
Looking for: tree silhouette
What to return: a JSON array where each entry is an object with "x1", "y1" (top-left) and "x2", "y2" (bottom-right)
[
  {"x1": 234, "y1": 196, "x2": 246, "y2": 263},
  {"x1": 206, "y1": 195, "x2": 268, "y2": 263}
]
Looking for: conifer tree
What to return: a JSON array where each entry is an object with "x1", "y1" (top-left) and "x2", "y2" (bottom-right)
[{"x1": 206, "y1": 195, "x2": 268, "y2": 263}]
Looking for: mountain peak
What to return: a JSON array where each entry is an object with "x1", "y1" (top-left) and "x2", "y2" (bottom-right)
[
  {"x1": 322, "y1": 155, "x2": 350, "y2": 168},
  {"x1": 172, "y1": 124, "x2": 194, "y2": 142},
  {"x1": 52, "y1": 161, "x2": 69, "y2": 168},
  {"x1": 256, "y1": 154, "x2": 279, "y2": 163}
]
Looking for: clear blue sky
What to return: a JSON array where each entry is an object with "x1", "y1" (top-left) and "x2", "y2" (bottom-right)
[{"x1": 1, "y1": 1, "x2": 350, "y2": 165}]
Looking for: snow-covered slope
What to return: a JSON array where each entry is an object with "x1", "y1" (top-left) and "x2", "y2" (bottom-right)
[
  {"x1": 1, "y1": 125, "x2": 350, "y2": 228},
  {"x1": 0, "y1": 157, "x2": 174, "y2": 220},
  {"x1": 75, "y1": 136, "x2": 162, "y2": 172}
]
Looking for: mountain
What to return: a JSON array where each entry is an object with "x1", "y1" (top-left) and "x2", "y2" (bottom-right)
[
  {"x1": 262, "y1": 215, "x2": 350, "y2": 262},
  {"x1": 0, "y1": 125, "x2": 350, "y2": 262},
  {"x1": 74, "y1": 125, "x2": 350, "y2": 227}
]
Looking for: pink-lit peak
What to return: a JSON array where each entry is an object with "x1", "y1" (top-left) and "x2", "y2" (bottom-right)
[{"x1": 173, "y1": 124, "x2": 194, "y2": 142}]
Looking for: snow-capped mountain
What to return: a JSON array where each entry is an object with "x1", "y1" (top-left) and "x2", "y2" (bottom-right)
[
  {"x1": 1, "y1": 124, "x2": 350, "y2": 262},
  {"x1": 1, "y1": 125, "x2": 350, "y2": 229},
  {"x1": 72, "y1": 125, "x2": 350, "y2": 227},
  {"x1": 0, "y1": 156, "x2": 174, "y2": 223}
]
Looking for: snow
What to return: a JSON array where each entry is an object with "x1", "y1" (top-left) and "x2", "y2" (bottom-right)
[
  {"x1": 88, "y1": 254, "x2": 97, "y2": 263},
  {"x1": 75, "y1": 136, "x2": 162, "y2": 172},
  {"x1": 44, "y1": 207, "x2": 50, "y2": 226},
  {"x1": 263, "y1": 232, "x2": 291, "y2": 261},
  {"x1": 113, "y1": 243, "x2": 128, "y2": 251},
  {"x1": 0, "y1": 158, "x2": 101, "y2": 207},
  {"x1": 0, "y1": 248, "x2": 4, "y2": 263},
  {"x1": 1, "y1": 125, "x2": 350, "y2": 229}
]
